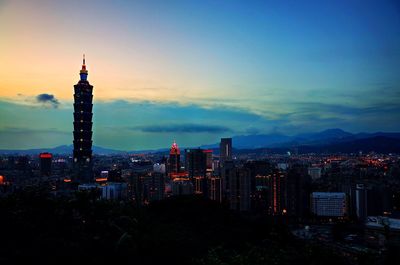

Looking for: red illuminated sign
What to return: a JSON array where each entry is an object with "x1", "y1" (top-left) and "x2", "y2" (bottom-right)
[{"x1": 39, "y1": 153, "x2": 52, "y2": 159}]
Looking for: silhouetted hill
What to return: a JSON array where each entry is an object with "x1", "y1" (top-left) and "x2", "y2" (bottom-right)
[
  {"x1": 1, "y1": 129, "x2": 400, "y2": 155},
  {"x1": 203, "y1": 129, "x2": 400, "y2": 151},
  {"x1": 298, "y1": 136, "x2": 400, "y2": 154}
]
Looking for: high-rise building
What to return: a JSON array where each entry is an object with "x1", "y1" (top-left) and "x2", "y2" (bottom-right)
[
  {"x1": 220, "y1": 160, "x2": 234, "y2": 201},
  {"x1": 185, "y1": 148, "x2": 207, "y2": 178},
  {"x1": 172, "y1": 177, "x2": 194, "y2": 196},
  {"x1": 219, "y1": 138, "x2": 232, "y2": 167},
  {"x1": 229, "y1": 167, "x2": 251, "y2": 211},
  {"x1": 311, "y1": 192, "x2": 348, "y2": 217},
  {"x1": 73, "y1": 55, "x2": 94, "y2": 183},
  {"x1": 101, "y1": 182, "x2": 128, "y2": 201},
  {"x1": 285, "y1": 165, "x2": 311, "y2": 218},
  {"x1": 253, "y1": 174, "x2": 269, "y2": 213},
  {"x1": 244, "y1": 160, "x2": 272, "y2": 213},
  {"x1": 141, "y1": 172, "x2": 165, "y2": 203},
  {"x1": 208, "y1": 176, "x2": 222, "y2": 202},
  {"x1": 352, "y1": 183, "x2": 393, "y2": 221},
  {"x1": 203, "y1": 149, "x2": 213, "y2": 172},
  {"x1": 185, "y1": 148, "x2": 207, "y2": 197},
  {"x1": 219, "y1": 138, "x2": 233, "y2": 201},
  {"x1": 168, "y1": 140, "x2": 180, "y2": 176},
  {"x1": 308, "y1": 167, "x2": 322, "y2": 180},
  {"x1": 39, "y1": 152, "x2": 52, "y2": 176},
  {"x1": 355, "y1": 183, "x2": 371, "y2": 221},
  {"x1": 268, "y1": 171, "x2": 286, "y2": 216}
]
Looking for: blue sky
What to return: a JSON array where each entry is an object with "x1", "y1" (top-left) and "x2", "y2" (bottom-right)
[{"x1": 0, "y1": 0, "x2": 399, "y2": 150}]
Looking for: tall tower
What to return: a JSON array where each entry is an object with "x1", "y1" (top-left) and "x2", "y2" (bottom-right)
[
  {"x1": 219, "y1": 138, "x2": 232, "y2": 167},
  {"x1": 73, "y1": 54, "x2": 94, "y2": 183},
  {"x1": 168, "y1": 140, "x2": 180, "y2": 176}
]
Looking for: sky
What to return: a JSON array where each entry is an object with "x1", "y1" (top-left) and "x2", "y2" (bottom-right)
[{"x1": 0, "y1": 0, "x2": 399, "y2": 150}]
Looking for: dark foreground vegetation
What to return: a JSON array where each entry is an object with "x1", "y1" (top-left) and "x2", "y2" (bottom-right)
[{"x1": 0, "y1": 189, "x2": 397, "y2": 265}]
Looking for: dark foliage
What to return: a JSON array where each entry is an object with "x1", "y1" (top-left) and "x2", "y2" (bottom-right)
[{"x1": 0, "y1": 190, "x2": 386, "y2": 265}]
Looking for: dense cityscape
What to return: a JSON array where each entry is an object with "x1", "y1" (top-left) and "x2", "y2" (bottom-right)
[
  {"x1": 0, "y1": 57, "x2": 399, "y2": 264},
  {"x1": 1, "y1": 1, "x2": 400, "y2": 264}
]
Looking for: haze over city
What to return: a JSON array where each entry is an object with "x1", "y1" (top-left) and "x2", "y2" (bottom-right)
[{"x1": 1, "y1": 0, "x2": 399, "y2": 150}]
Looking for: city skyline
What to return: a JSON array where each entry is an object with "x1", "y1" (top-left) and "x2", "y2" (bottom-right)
[{"x1": 1, "y1": 0, "x2": 400, "y2": 150}]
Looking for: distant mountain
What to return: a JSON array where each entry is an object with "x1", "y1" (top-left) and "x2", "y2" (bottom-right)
[
  {"x1": 297, "y1": 136, "x2": 400, "y2": 154},
  {"x1": 295, "y1": 128, "x2": 352, "y2": 140},
  {"x1": 201, "y1": 133, "x2": 291, "y2": 149},
  {"x1": 1, "y1": 129, "x2": 400, "y2": 155},
  {"x1": 354, "y1": 132, "x2": 400, "y2": 140},
  {"x1": 0, "y1": 145, "x2": 126, "y2": 155},
  {"x1": 203, "y1": 129, "x2": 400, "y2": 151},
  {"x1": 231, "y1": 136, "x2": 400, "y2": 155}
]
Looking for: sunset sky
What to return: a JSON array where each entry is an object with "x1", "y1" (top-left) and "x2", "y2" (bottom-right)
[{"x1": 1, "y1": 0, "x2": 399, "y2": 150}]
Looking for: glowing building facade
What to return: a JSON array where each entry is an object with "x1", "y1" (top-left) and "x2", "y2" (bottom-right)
[
  {"x1": 73, "y1": 55, "x2": 94, "y2": 183},
  {"x1": 168, "y1": 140, "x2": 181, "y2": 176}
]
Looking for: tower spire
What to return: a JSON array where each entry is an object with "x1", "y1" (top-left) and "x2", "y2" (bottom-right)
[{"x1": 79, "y1": 54, "x2": 88, "y2": 81}]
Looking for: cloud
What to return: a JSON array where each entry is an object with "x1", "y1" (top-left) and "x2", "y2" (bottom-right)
[
  {"x1": 1, "y1": 97, "x2": 400, "y2": 150},
  {"x1": 131, "y1": 124, "x2": 232, "y2": 133},
  {"x1": 36, "y1": 93, "x2": 60, "y2": 108}
]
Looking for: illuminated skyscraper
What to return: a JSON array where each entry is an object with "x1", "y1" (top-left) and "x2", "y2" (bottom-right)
[
  {"x1": 168, "y1": 140, "x2": 180, "y2": 176},
  {"x1": 73, "y1": 55, "x2": 94, "y2": 183},
  {"x1": 268, "y1": 171, "x2": 286, "y2": 216}
]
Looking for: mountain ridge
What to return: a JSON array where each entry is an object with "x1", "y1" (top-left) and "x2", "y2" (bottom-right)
[{"x1": 1, "y1": 129, "x2": 400, "y2": 155}]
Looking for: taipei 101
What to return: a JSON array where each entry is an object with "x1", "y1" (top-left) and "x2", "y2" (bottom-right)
[{"x1": 1, "y1": 1, "x2": 400, "y2": 264}]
